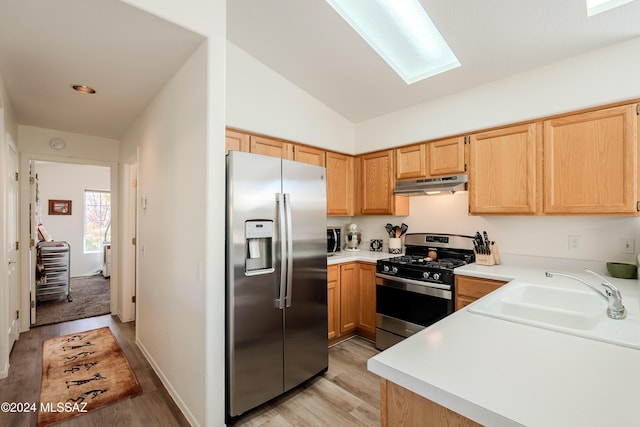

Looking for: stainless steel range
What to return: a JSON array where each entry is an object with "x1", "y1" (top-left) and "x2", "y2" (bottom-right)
[{"x1": 375, "y1": 233, "x2": 475, "y2": 350}]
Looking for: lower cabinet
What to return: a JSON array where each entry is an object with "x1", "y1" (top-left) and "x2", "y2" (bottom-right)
[
  {"x1": 328, "y1": 262, "x2": 377, "y2": 345},
  {"x1": 380, "y1": 379, "x2": 482, "y2": 427},
  {"x1": 455, "y1": 275, "x2": 508, "y2": 310}
]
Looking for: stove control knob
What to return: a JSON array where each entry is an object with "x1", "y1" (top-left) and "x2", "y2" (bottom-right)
[
  {"x1": 433, "y1": 273, "x2": 440, "y2": 281},
  {"x1": 422, "y1": 272, "x2": 430, "y2": 279},
  {"x1": 391, "y1": 266, "x2": 399, "y2": 274},
  {"x1": 383, "y1": 265, "x2": 390, "y2": 272}
]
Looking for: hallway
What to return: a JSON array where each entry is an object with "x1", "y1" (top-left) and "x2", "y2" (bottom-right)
[{"x1": 0, "y1": 315, "x2": 188, "y2": 426}]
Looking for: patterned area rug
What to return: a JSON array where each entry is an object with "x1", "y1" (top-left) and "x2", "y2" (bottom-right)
[
  {"x1": 35, "y1": 275, "x2": 110, "y2": 327},
  {"x1": 37, "y1": 327, "x2": 142, "y2": 426}
]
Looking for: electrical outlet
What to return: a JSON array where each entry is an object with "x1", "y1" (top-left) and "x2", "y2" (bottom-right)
[
  {"x1": 568, "y1": 235, "x2": 580, "y2": 251},
  {"x1": 620, "y1": 238, "x2": 635, "y2": 254}
]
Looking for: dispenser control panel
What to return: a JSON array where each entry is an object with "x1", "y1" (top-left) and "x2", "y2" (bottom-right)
[{"x1": 245, "y1": 221, "x2": 273, "y2": 239}]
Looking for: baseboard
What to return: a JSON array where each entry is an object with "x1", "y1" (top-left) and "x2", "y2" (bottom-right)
[{"x1": 135, "y1": 338, "x2": 200, "y2": 427}]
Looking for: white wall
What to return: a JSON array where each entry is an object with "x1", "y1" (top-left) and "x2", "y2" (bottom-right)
[
  {"x1": 120, "y1": 1, "x2": 226, "y2": 426},
  {"x1": 226, "y1": 42, "x2": 355, "y2": 154},
  {"x1": 119, "y1": 41, "x2": 209, "y2": 426},
  {"x1": 19, "y1": 125, "x2": 119, "y2": 162},
  {"x1": 350, "y1": 36, "x2": 640, "y2": 267},
  {"x1": 355, "y1": 36, "x2": 640, "y2": 151},
  {"x1": 34, "y1": 162, "x2": 110, "y2": 276}
]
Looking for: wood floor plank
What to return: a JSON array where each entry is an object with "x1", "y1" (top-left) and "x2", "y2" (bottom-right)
[
  {"x1": 0, "y1": 315, "x2": 189, "y2": 427},
  {"x1": 1, "y1": 316, "x2": 382, "y2": 427}
]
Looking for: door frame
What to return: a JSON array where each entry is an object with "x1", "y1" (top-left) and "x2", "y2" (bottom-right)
[{"x1": 18, "y1": 154, "x2": 119, "y2": 331}]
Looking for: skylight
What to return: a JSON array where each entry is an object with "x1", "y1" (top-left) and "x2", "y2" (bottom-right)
[
  {"x1": 324, "y1": 0, "x2": 460, "y2": 84},
  {"x1": 587, "y1": 0, "x2": 635, "y2": 16}
]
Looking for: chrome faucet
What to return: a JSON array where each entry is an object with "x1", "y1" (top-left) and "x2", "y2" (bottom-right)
[{"x1": 545, "y1": 269, "x2": 626, "y2": 319}]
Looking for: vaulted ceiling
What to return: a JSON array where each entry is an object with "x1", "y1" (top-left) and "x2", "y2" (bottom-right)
[{"x1": 0, "y1": 0, "x2": 639, "y2": 139}]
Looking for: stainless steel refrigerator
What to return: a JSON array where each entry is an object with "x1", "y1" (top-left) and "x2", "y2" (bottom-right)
[{"x1": 225, "y1": 150, "x2": 328, "y2": 420}]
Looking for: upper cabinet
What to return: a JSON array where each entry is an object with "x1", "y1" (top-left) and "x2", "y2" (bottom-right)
[
  {"x1": 543, "y1": 104, "x2": 638, "y2": 214},
  {"x1": 395, "y1": 137, "x2": 466, "y2": 180},
  {"x1": 429, "y1": 137, "x2": 466, "y2": 176},
  {"x1": 250, "y1": 135, "x2": 294, "y2": 160},
  {"x1": 358, "y1": 150, "x2": 409, "y2": 216},
  {"x1": 469, "y1": 123, "x2": 540, "y2": 214},
  {"x1": 225, "y1": 129, "x2": 250, "y2": 154},
  {"x1": 326, "y1": 151, "x2": 355, "y2": 216},
  {"x1": 294, "y1": 145, "x2": 326, "y2": 167}
]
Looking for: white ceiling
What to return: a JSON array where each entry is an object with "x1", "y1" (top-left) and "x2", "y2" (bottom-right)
[
  {"x1": 0, "y1": 1, "x2": 639, "y2": 140},
  {"x1": 228, "y1": 0, "x2": 640, "y2": 123},
  {"x1": 0, "y1": 0, "x2": 204, "y2": 139}
]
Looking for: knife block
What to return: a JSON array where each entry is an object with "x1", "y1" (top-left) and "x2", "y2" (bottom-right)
[{"x1": 474, "y1": 243, "x2": 501, "y2": 266}]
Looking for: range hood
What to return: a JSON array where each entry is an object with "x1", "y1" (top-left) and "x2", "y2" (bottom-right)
[{"x1": 394, "y1": 175, "x2": 468, "y2": 195}]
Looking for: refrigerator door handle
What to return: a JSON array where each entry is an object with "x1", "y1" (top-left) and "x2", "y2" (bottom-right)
[
  {"x1": 284, "y1": 193, "x2": 293, "y2": 307},
  {"x1": 276, "y1": 193, "x2": 287, "y2": 309}
]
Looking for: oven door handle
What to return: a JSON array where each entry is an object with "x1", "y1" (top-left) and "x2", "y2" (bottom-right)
[{"x1": 376, "y1": 273, "x2": 452, "y2": 300}]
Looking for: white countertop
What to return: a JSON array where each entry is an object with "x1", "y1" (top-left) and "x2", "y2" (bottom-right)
[
  {"x1": 367, "y1": 257, "x2": 640, "y2": 427},
  {"x1": 327, "y1": 250, "x2": 400, "y2": 265}
]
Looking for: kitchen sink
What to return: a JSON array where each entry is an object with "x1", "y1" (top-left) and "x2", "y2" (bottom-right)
[{"x1": 468, "y1": 281, "x2": 640, "y2": 349}]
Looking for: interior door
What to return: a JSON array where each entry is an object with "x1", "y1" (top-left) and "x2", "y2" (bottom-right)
[
  {"x1": 6, "y1": 133, "x2": 19, "y2": 349},
  {"x1": 29, "y1": 162, "x2": 36, "y2": 324}
]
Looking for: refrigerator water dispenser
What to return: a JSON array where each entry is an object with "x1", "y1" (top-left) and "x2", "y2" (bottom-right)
[{"x1": 245, "y1": 220, "x2": 274, "y2": 274}]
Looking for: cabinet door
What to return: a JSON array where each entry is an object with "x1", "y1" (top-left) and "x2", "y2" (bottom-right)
[
  {"x1": 339, "y1": 263, "x2": 359, "y2": 335},
  {"x1": 327, "y1": 265, "x2": 340, "y2": 340},
  {"x1": 396, "y1": 144, "x2": 426, "y2": 180},
  {"x1": 294, "y1": 145, "x2": 326, "y2": 167},
  {"x1": 225, "y1": 129, "x2": 250, "y2": 154},
  {"x1": 359, "y1": 150, "x2": 409, "y2": 215},
  {"x1": 357, "y1": 263, "x2": 377, "y2": 340},
  {"x1": 429, "y1": 136, "x2": 466, "y2": 176},
  {"x1": 469, "y1": 124, "x2": 539, "y2": 214},
  {"x1": 326, "y1": 152, "x2": 354, "y2": 216},
  {"x1": 455, "y1": 275, "x2": 507, "y2": 311},
  {"x1": 250, "y1": 135, "x2": 293, "y2": 160},
  {"x1": 543, "y1": 104, "x2": 638, "y2": 214}
]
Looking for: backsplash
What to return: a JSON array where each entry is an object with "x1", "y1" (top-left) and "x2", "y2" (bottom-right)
[{"x1": 331, "y1": 193, "x2": 640, "y2": 264}]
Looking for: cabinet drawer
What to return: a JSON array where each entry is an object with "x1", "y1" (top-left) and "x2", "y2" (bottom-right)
[
  {"x1": 455, "y1": 276, "x2": 507, "y2": 299},
  {"x1": 328, "y1": 264, "x2": 339, "y2": 282}
]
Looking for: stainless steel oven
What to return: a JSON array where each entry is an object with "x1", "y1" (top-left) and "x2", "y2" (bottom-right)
[{"x1": 375, "y1": 233, "x2": 474, "y2": 350}]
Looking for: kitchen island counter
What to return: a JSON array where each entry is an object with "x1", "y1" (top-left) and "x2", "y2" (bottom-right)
[{"x1": 368, "y1": 259, "x2": 640, "y2": 426}]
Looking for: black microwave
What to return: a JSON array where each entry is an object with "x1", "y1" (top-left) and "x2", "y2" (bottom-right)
[{"x1": 327, "y1": 227, "x2": 341, "y2": 255}]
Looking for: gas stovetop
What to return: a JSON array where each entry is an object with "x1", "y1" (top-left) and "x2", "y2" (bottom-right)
[{"x1": 376, "y1": 233, "x2": 475, "y2": 286}]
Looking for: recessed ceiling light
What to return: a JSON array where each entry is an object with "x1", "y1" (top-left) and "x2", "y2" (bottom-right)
[
  {"x1": 324, "y1": 0, "x2": 460, "y2": 84},
  {"x1": 71, "y1": 84, "x2": 96, "y2": 94},
  {"x1": 586, "y1": 0, "x2": 635, "y2": 16}
]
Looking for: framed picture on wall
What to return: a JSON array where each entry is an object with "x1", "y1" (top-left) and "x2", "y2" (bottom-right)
[{"x1": 49, "y1": 199, "x2": 72, "y2": 215}]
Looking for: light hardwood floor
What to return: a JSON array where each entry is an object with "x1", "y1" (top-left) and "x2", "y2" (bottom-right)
[
  {"x1": 0, "y1": 315, "x2": 189, "y2": 427},
  {"x1": 231, "y1": 337, "x2": 381, "y2": 426},
  {"x1": 0, "y1": 315, "x2": 381, "y2": 427}
]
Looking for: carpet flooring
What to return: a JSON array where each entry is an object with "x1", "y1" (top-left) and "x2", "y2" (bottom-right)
[{"x1": 34, "y1": 275, "x2": 110, "y2": 327}]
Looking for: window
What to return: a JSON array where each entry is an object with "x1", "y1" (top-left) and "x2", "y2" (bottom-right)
[{"x1": 84, "y1": 190, "x2": 111, "y2": 252}]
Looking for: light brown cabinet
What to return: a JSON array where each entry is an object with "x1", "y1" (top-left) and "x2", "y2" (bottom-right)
[
  {"x1": 396, "y1": 144, "x2": 427, "y2": 179},
  {"x1": 543, "y1": 104, "x2": 638, "y2": 214},
  {"x1": 358, "y1": 150, "x2": 409, "y2": 216},
  {"x1": 455, "y1": 275, "x2": 508, "y2": 311},
  {"x1": 293, "y1": 144, "x2": 326, "y2": 167},
  {"x1": 225, "y1": 129, "x2": 250, "y2": 154},
  {"x1": 380, "y1": 379, "x2": 482, "y2": 427},
  {"x1": 357, "y1": 263, "x2": 377, "y2": 341},
  {"x1": 328, "y1": 262, "x2": 377, "y2": 344},
  {"x1": 327, "y1": 265, "x2": 340, "y2": 341},
  {"x1": 395, "y1": 137, "x2": 466, "y2": 180},
  {"x1": 468, "y1": 123, "x2": 540, "y2": 214},
  {"x1": 250, "y1": 135, "x2": 293, "y2": 160},
  {"x1": 326, "y1": 151, "x2": 355, "y2": 216},
  {"x1": 429, "y1": 137, "x2": 466, "y2": 176},
  {"x1": 339, "y1": 263, "x2": 359, "y2": 335}
]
